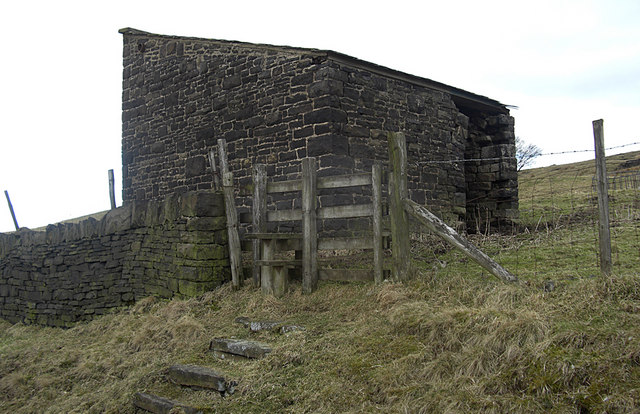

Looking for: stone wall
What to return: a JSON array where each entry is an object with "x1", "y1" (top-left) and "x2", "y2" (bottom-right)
[
  {"x1": 0, "y1": 191, "x2": 229, "y2": 327},
  {"x1": 463, "y1": 112, "x2": 518, "y2": 230},
  {"x1": 120, "y1": 28, "x2": 517, "y2": 230}
]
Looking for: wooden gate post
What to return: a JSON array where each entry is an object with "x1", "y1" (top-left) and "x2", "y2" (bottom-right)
[
  {"x1": 387, "y1": 132, "x2": 411, "y2": 281},
  {"x1": 252, "y1": 164, "x2": 267, "y2": 287},
  {"x1": 593, "y1": 119, "x2": 612, "y2": 276},
  {"x1": 223, "y1": 172, "x2": 242, "y2": 289},
  {"x1": 372, "y1": 162, "x2": 384, "y2": 284},
  {"x1": 302, "y1": 157, "x2": 318, "y2": 294},
  {"x1": 108, "y1": 169, "x2": 116, "y2": 210},
  {"x1": 4, "y1": 190, "x2": 19, "y2": 231}
]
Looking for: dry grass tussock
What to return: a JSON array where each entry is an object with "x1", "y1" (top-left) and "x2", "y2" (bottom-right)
[{"x1": 2, "y1": 269, "x2": 640, "y2": 413}]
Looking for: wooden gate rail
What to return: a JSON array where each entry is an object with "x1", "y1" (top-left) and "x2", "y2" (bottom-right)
[{"x1": 248, "y1": 158, "x2": 385, "y2": 295}]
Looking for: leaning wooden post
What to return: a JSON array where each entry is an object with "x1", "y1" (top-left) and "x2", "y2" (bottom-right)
[
  {"x1": 108, "y1": 169, "x2": 116, "y2": 209},
  {"x1": 252, "y1": 164, "x2": 267, "y2": 287},
  {"x1": 593, "y1": 119, "x2": 612, "y2": 276},
  {"x1": 372, "y1": 162, "x2": 384, "y2": 284},
  {"x1": 4, "y1": 190, "x2": 19, "y2": 231},
  {"x1": 404, "y1": 199, "x2": 517, "y2": 283},
  {"x1": 208, "y1": 149, "x2": 221, "y2": 190},
  {"x1": 223, "y1": 171, "x2": 242, "y2": 289},
  {"x1": 387, "y1": 132, "x2": 411, "y2": 281},
  {"x1": 302, "y1": 157, "x2": 318, "y2": 294},
  {"x1": 217, "y1": 138, "x2": 229, "y2": 176}
]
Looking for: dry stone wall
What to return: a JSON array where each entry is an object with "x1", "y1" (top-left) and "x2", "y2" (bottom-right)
[{"x1": 0, "y1": 191, "x2": 229, "y2": 327}]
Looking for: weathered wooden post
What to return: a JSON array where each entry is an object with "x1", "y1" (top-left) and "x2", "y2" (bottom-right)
[
  {"x1": 302, "y1": 157, "x2": 318, "y2": 294},
  {"x1": 387, "y1": 132, "x2": 411, "y2": 280},
  {"x1": 223, "y1": 171, "x2": 242, "y2": 289},
  {"x1": 403, "y1": 199, "x2": 517, "y2": 283},
  {"x1": 4, "y1": 190, "x2": 19, "y2": 231},
  {"x1": 108, "y1": 169, "x2": 116, "y2": 209},
  {"x1": 372, "y1": 162, "x2": 384, "y2": 284},
  {"x1": 260, "y1": 239, "x2": 274, "y2": 294},
  {"x1": 252, "y1": 164, "x2": 267, "y2": 287},
  {"x1": 208, "y1": 149, "x2": 221, "y2": 190},
  {"x1": 215, "y1": 138, "x2": 242, "y2": 289},
  {"x1": 593, "y1": 119, "x2": 612, "y2": 276}
]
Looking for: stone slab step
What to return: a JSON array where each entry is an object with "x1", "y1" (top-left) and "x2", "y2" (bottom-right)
[
  {"x1": 234, "y1": 316, "x2": 305, "y2": 334},
  {"x1": 133, "y1": 392, "x2": 201, "y2": 414},
  {"x1": 209, "y1": 338, "x2": 272, "y2": 359},
  {"x1": 167, "y1": 364, "x2": 235, "y2": 395}
]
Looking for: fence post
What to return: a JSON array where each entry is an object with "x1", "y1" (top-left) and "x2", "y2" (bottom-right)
[
  {"x1": 223, "y1": 171, "x2": 242, "y2": 289},
  {"x1": 387, "y1": 131, "x2": 411, "y2": 281},
  {"x1": 4, "y1": 190, "x2": 19, "y2": 231},
  {"x1": 208, "y1": 149, "x2": 221, "y2": 190},
  {"x1": 252, "y1": 164, "x2": 267, "y2": 287},
  {"x1": 372, "y1": 162, "x2": 384, "y2": 284},
  {"x1": 108, "y1": 169, "x2": 116, "y2": 210},
  {"x1": 302, "y1": 157, "x2": 318, "y2": 294},
  {"x1": 593, "y1": 119, "x2": 612, "y2": 276}
]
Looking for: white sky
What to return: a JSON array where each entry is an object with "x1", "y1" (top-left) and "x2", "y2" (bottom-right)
[{"x1": 1, "y1": 0, "x2": 639, "y2": 232}]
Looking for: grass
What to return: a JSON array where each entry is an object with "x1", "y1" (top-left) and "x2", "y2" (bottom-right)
[{"x1": 2, "y1": 152, "x2": 640, "y2": 413}]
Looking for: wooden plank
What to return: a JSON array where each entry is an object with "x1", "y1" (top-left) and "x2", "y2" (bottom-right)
[
  {"x1": 317, "y1": 173, "x2": 372, "y2": 189},
  {"x1": 261, "y1": 239, "x2": 274, "y2": 294},
  {"x1": 272, "y1": 266, "x2": 288, "y2": 298},
  {"x1": 403, "y1": 198, "x2": 517, "y2": 283},
  {"x1": 319, "y1": 269, "x2": 374, "y2": 282},
  {"x1": 318, "y1": 237, "x2": 372, "y2": 250},
  {"x1": 223, "y1": 172, "x2": 242, "y2": 289},
  {"x1": 108, "y1": 169, "x2": 116, "y2": 210},
  {"x1": 267, "y1": 209, "x2": 303, "y2": 222},
  {"x1": 208, "y1": 149, "x2": 221, "y2": 190},
  {"x1": 387, "y1": 131, "x2": 411, "y2": 281},
  {"x1": 593, "y1": 119, "x2": 612, "y2": 276},
  {"x1": 318, "y1": 204, "x2": 373, "y2": 219},
  {"x1": 267, "y1": 179, "x2": 302, "y2": 193},
  {"x1": 4, "y1": 191, "x2": 19, "y2": 231},
  {"x1": 217, "y1": 138, "x2": 229, "y2": 175},
  {"x1": 372, "y1": 162, "x2": 383, "y2": 284},
  {"x1": 252, "y1": 164, "x2": 267, "y2": 287},
  {"x1": 302, "y1": 157, "x2": 318, "y2": 294},
  {"x1": 255, "y1": 259, "x2": 302, "y2": 267},
  {"x1": 245, "y1": 232, "x2": 303, "y2": 240}
]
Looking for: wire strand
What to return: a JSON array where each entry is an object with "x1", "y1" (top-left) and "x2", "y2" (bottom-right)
[{"x1": 414, "y1": 141, "x2": 640, "y2": 166}]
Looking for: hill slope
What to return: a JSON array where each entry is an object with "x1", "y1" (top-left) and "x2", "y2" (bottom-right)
[{"x1": 2, "y1": 153, "x2": 640, "y2": 413}]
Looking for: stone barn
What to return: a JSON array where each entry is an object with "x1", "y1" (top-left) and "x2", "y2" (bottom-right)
[{"x1": 120, "y1": 28, "x2": 518, "y2": 230}]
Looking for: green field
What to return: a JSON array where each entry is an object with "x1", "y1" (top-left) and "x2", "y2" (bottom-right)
[{"x1": 2, "y1": 152, "x2": 640, "y2": 413}]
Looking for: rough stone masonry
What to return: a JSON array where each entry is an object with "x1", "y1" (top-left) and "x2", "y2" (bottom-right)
[
  {"x1": 0, "y1": 191, "x2": 229, "y2": 327},
  {"x1": 120, "y1": 28, "x2": 518, "y2": 230}
]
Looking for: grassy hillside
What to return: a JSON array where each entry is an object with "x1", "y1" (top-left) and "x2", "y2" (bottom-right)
[{"x1": 2, "y1": 153, "x2": 640, "y2": 413}]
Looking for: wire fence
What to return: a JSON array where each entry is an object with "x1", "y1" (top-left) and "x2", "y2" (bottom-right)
[{"x1": 414, "y1": 145, "x2": 640, "y2": 283}]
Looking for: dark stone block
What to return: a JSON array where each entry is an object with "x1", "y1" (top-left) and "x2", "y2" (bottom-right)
[
  {"x1": 185, "y1": 156, "x2": 207, "y2": 178},
  {"x1": 303, "y1": 107, "x2": 347, "y2": 125},
  {"x1": 196, "y1": 127, "x2": 215, "y2": 141},
  {"x1": 223, "y1": 75, "x2": 241, "y2": 89},
  {"x1": 308, "y1": 80, "x2": 343, "y2": 97},
  {"x1": 291, "y1": 72, "x2": 313, "y2": 86}
]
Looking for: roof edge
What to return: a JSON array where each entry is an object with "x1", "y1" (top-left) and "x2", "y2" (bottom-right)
[{"x1": 119, "y1": 28, "x2": 510, "y2": 113}]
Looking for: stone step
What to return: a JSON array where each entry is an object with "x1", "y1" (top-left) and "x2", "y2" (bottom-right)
[
  {"x1": 209, "y1": 338, "x2": 272, "y2": 359},
  {"x1": 167, "y1": 364, "x2": 235, "y2": 395},
  {"x1": 234, "y1": 316, "x2": 305, "y2": 334},
  {"x1": 132, "y1": 392, "x2": 201, "y2": 414}
]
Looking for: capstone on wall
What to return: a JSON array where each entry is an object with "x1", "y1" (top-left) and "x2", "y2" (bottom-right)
[
  {"x1": 0, "y1": 191, "x2": 229, "y2": 327},
  {"x1": 121, "y1": 29, "x2": 517, "y2": 229}
]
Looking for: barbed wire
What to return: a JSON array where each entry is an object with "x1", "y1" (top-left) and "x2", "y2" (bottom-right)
[{"x1": 414, "y1": 141, "x2": 640, "y2": 166}]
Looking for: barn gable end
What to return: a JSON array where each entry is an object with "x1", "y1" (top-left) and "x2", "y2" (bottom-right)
[{"x1": 120, "y1": 28, "x2": 518, "y2": 228}]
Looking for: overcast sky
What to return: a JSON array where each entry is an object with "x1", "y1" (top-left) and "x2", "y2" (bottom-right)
[{"x1": 1, "y1": 0, "x2": 639, "y2": 232}]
